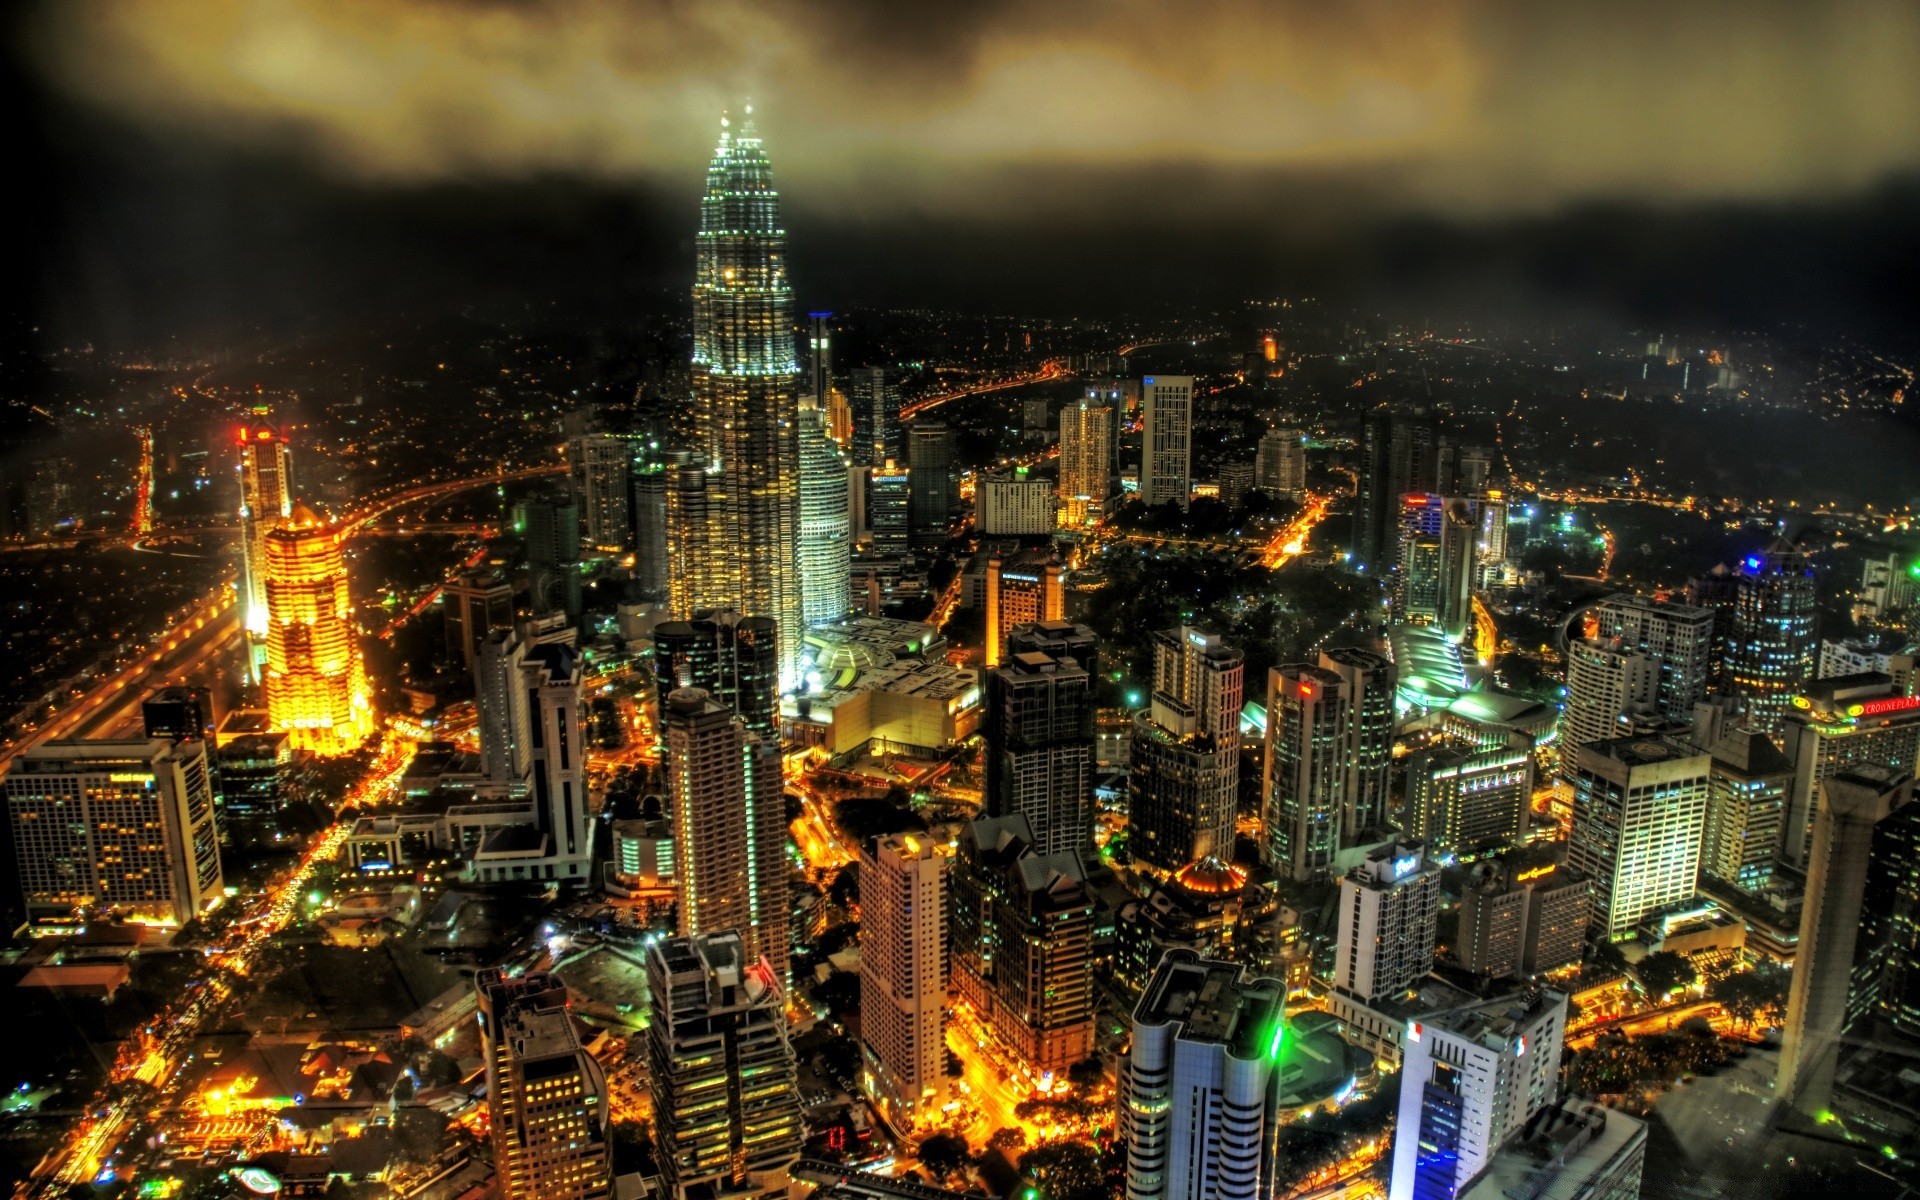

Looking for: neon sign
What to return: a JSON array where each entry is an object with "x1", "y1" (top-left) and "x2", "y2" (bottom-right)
[{"x1": 1394, "y1": 855, "x2": 1419, "y2": 877}]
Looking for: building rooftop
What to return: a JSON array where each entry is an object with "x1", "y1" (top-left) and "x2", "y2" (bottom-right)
[
  {"x1": 1458, "y1": 1103, "x2": 1646, "y2": 1200},
  {"x1": 1135, "y1": 950, "x2": 1286, "y2": 1060},
  {"x1": 1415, "y1": 987, "x2": 1566, "y2": 1052},
  {"x1": 1578, "y1": 734, "x2": 1704, "y2": 771}
]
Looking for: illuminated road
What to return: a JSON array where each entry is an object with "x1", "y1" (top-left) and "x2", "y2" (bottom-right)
[
  {"x1": 899, "y1": 359, "x2": 1068, "y2": 420},
  {"x1": 1257, "y1": 493, "x2": 1332, "y2": 569}
]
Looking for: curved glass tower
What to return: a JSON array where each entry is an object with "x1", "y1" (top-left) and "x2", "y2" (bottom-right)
[
  {"x1": 689, "y1": 108, "x2": 803, "y2": 685},
  {"x1": 797, "y1": 402, "x2": 851, "y2": 628}
]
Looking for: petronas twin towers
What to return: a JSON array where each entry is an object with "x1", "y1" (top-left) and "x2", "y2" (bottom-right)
[{"x1": 673, "y1": 108, "x2": 810, "y2": 687}]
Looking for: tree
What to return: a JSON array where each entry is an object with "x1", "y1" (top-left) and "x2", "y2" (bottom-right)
[
  {"x1": 987, "y1": 1127, "x2": 1027, "y2": 1155},
  {"x1": 1067, "y1": 1056, "x2": 1105, "y2": 1089},
  {"x1": 916, "y1": 1133, "x2": 972, "y2": 1179},
  {"x1": 1017, "y1": 1141, "x2": 1106, "y2": 1200},
  {"x1": 1634, "y1": 951, "x2": 1698, "y2": 998}
]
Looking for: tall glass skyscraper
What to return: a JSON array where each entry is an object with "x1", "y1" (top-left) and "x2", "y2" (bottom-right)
[
  {"x1": 797, "y1": 402, "x2": 851, "y2": 626},
  {"x1": 1727, "y1": 542, "x2": 1819, "y2": 736},
  {"x1": 687, "y1": 109, "x2": 803, "y2": 686}
]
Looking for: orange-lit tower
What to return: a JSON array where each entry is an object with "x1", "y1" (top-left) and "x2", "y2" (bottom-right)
[
  {"x1": 238, "y1": 423, "x2": 293, "y2": 648},
  {"x1": 265, "y1": 505, "x2": 372, "y2": 755}
]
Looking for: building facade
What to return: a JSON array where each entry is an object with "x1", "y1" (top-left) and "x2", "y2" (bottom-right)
[
  {"x1": 985, "y1": 625, "x2": 1097, "y2": 859},
  {"x1": 859, "y1": 834, "x2": 946, "y2": 1128},
  {"x1": 1333, "y1": 839, "x2": 1441, "y2": 1004},
  {"x1": 1566, "y1": 737, "x2": 1710, "y2": 940},
  {"x1": 1139, "y1": 375, "x2": 1195, "y2": 509},
  {"x1": 477, "y1": 969, "x2": 612, "y2": 1200},
  {"x1": 264, "y1": 511, "x2": 372, "y2": 756},
  {"x1": 1131, "y1": 627, "x2": 1244, "y2": 875}
]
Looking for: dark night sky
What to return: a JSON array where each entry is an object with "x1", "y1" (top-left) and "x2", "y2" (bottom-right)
[{"x1": 9, "y1": 0, "x2": 1920, "y2": 350}]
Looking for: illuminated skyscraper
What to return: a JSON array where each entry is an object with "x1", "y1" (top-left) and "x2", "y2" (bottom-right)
[
  {"x1": 797, "y1": 402, "x2": 851, "y2": 626},
  {"x1": 653, "y1": 611, "x2": 780, "y2": 737},
  {"x1": 1262, "y1": 663, "x2": 1348, "y2": 881},
  {"x1": 1726, "y1": 543, "x2": 1819, "y2": 736},
  {"x1": 1130, "y1": 626, "x2": 1244, "y2": 875},
  {"x1": 1560, "y1": 638, "x2": 1659, "y2": 785},
  {"x1": 982, "y1": 553, "x2": 1065, "y2": 667},
  {"x1": 1567, "y1": 736, "x2": 1708, "y2": 940},
  {"x1": 663, "y1": 688, "x2": 789, "y2": 983},
  {"x1": 237, "y1": 422, "x2": 292, "y2": 644},
  {"x1": 867, "y1": 462, "x2": 911, "y2": 557},
  {"x1": 907, "y1": 421, "x2": 955, "y2": 547},
  {"x1": 688, "y1": 109, "x2": 803, "y2": 686},
  {"x1": 1779, "y1": 672, "x2": 1920, "y2": 869},
  {"x1": 1333, "y1": 838, "x2": 1441, "y2": 1004},
  {"x1": 849, "y1": 366, "x2": 901, "y2": 468},
  {"x1": 808, "y1": 312, "x2": 833, "y2": 408},
  {"x1": 264, "y1": 508, "x2": 372, "y2": 755},
  {"x1": 1355, "y1": 407, "x2": 1455, "y2": 572},
  {"x1": 985, "y1": 622, "x2": 1097, "y2": 858},
  {"x1": 1139, "y1": 375, "x2": 1194, "y2": 509},
  {"x1": 1321, "y1": 647, "x2": 1397, "y2": 833},
  {"x1": 477, "y1": 969, "x2": 612, "y2": 1200},
  {"x1": 1058, "y1": 393, "x2": 1114, "y2": 526},
  {"x1": 858, "y1": 833, "x2": 946, "y2": 1128},
  {"x1": 646, "y1": 932, "x2": 804, "y2": 1200},
  {"x1": 667, "y1": 460, "x2": 729, "y2": 616},
  {"x1": 1253, "y1": 427, "x2": 1306, "y2": 500},
  {"x1": 1593, "y1": 593, "x2": 1716, "y2": 719}
]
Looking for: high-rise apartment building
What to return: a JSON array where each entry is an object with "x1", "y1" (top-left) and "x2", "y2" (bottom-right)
[
  {"x1": 1130, "y1": 627, "x2": 1244, "y2": 875},
  {"x1": 858, "y1": 834, "x2": 946, "y2": 1128},
  {"x1": 1321, "y1": 647, "x2": 1396, "y2": 832},
  {"x1": 442, "y1": 568, "x2": 514, "y2": 672},
  {"x1": 646, "y1": 932, "x2": 804, "y2": 1200},
  {"x1": 476, "y1": 969, "x2": 612, "y2": 1200},
  {"x1": 5, "y1": 738, "x2": 223, "y2": 926},
  {"x1": 982, "y1": 553, "x2": 1065, "y2": 668},
  {"x1": 1254, "y1": 427, "x2": 1307, "y2": 500},
  {"x1": 1333, "y1": 838, "x2": 1441, "y2": 1004},
  {"x1": 797, "y1": 401, "x2": 852, "y2": 627},
  {"x1": 1355, "y1": 408, "x2": 1455, "y2": 572},
  {"x1": 1698, "y1": 727, "x2": 1791, "y2": 893},
  {"x1": 237, "y1": 422, "x2": 292, "y2": 645},
  {"x1": 1389, "y1": 989, "x2": 1569, "y2": 1200},
  {"x1": 1778, "y1": 764, "x2": 1915, "y2": 1119},
  {"x1": 653, "y1": 611, "x2": 781, "y2": 738},
  {"x1": 1058, "y1": 393, "x2": 1115, "y2": 527},
  {"x1": 849, "y1": 366, "x2": 902, "y2": 469},
  {"x1": 907, "y1": 422, "x2": 956, "y2": 548},
  {"x1": 1121, "y1": 952, "x2": 1290, "y2": 1200},
  {"x1": 1262, "y1": 664, "x2": 1348, "y2": 881},
  {"x1": 264, "y1": 510, "x2": 372, "y2": 756},
  {"x1": 688, "y1": 110, "x2": 804, "y2": 686},
  {"x1": 975, "y1": 468, "x2": 1057, "y2": 535},
  {"x1": 1593, "y1": 593, "x2": 1716, "y2": 718},
  {"x1": 569, "y1": 431, "x2": 638, "y2": 551},
  {"x1": 950, "y1": 815, "x2": 1096, "y2": 1074},
  {"x1": 1456, "y1": 857, "x2": 1591, "y2": 977},
  {"x1": 985, "y1": 624, "x2": 1097, "y2": 859},
  {"x1": 662, "y1": 688, "x2": 789, "y2": 983},
  {"x1": 867, "y1": 462, "x2": 912, "y2": 558},
  {"x1": 1780, "y1": 672, "x2": 1920, "y2": 869},
  {"x1": 1139, "y1": 375, "x2": 1195, "y2": 509},
  {"x1": 1726, "y1": 543, "x2": 1819, "y2": 736},
  {"x1": 1567, "y1": 737, "x2": 1710, "y2": 940},
  {"x1": 1559, "y1": 639, "x2": 1659, "y2": 785}
]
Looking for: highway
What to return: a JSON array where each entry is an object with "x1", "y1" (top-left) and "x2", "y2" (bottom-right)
[
  {"x1": 1257, "y1": 493, "x2": 1333, "y2": 569},
  {"x1": 899, "y1": 358, "x2": 1068, "y2": 420}
]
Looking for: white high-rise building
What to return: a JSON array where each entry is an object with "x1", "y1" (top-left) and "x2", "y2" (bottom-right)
[
  {"x1": 858, "y1": 833, "x2": 946, "y2": 1128},
  {"x1": 1139, "y1": 375, "x2": 1194, "y2": 509},
  {"x1": 1567, "y1": 736, "x2": 1710, "y2": 940},
  {"x1": 797, "y1": 402, "x2": 852, "y2": 626},
  {"x1": 569, "y1": 432, "x2": 637, "y2": 551},
  {"x1": 1333, "y1": 838, "x2": 1441, "y2": 1004},
  {"x1": 975, "y1": 469, "x2": 1057, "y2": 535},
  {"x1": 1058, "y1": 394, "x2": 1114, "y2": 526},
  {"x1": 1122, "y1": 951, "x2": 1290, "y2": 1200},
  {"x1": 1560, "y1": 638, "x2": 1660, "y2": 784},
  {"x1": 663, "y1": 687, "x2": 790, "y2": 983},
  {"x1": 1593, "y1": 593, "x2": 1716, "y2": 718},
  {"x1": 1389, "y1": 988, "x2": 1569, "y2": 1200}
]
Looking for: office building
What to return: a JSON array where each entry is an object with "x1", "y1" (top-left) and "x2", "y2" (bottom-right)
[
  {"x1": 1121, "y1": 952, "x2": 1290, "y2": 1200},
  {"x1": 807, "y1": 312, "x2": 833, "y2": 409},
  {"x1": 476, "y1": 969, "x2": 612, "y2": 1200},
  {"x1": 797, "y1": 401, "x2": 852, "y2": 627},
  {"x1": 1819, "y1": 639, "x2": 1918, "y2": 690},
  {"x1": 5, "y1": 738, "x2": 223, "y2": 926},
  {"x1": 1780, "y1": 672, "x2": 1920, "y2": 869},
  {"x1": 1860, "y1": 553, "x2": 1920, "y2": 620},
  {"x1": 982, "y1": 553, "x2": 1065, "y2": 668},
  {"x1": 975, "y1": 468, "x2": 1057, "y2": 535},
  {"x1": 521, "y1": 643, "x2": 594, "y2": 882},
  {"x1": 519, "y1": 492, "x2": 584, "y2": 621},
  {"x1": 1393, "y1": 494, "x2": 1474, "y2": 637},
  {"x1": 237, "y1": 422, "x2": 293, "y2": 646},
  {"x1": 442, "y1": 569, "x2": 514, "y2": 672},
  {"x1": 1456, "y1": 857, "x2": 1591, "y2": 978},
  {"x1": 217, "y1": 730, "x2": 290, "y2": 823},
  {"x1": 631, "y1": 455, "x2": 672, "y2": 602},
  {"x1": 1567, "y1": 737, "x2": 1710, "y2": 940},
  {"x1": 569, "y1": 431, "x2": 637, "y2": 551},
  {"x1": 1217, "y1": 462, "x2": 1255, "y2": 511},
  {"x1": 1456, "y1": 1104, "x2": 1647, "y2": 1200},
  {"x1": 263, "y1": 510, "x2": 373, "y2": 756},
  {"x1": 689, "y1": 111, "x2": 804, "y2": 687},
  {"x1": 1593, "y1": 593, "x2": 1716, "y2": 718},
  {"x1": 1130, "y1": 627, "x2": 1244, "y2": 875},
  {"x1": 1405, "y1": 740, "x2": 1531, "y2": 859},
  {"x1": 1058, "y1": 393, "x2": 1115, "y2": 526},
  {"x1": 1139, "y1": 375, "x2": 1195, "y2": 509},
  {"x1": 1726, "y1": 543, "x2": 1819, "y2": 736},
  {"x1": 1262, "y1": 664, "x2": 1348, "y2": 881},
  {"x1": 475, "y1": 628, "x2": 534, "y2": 788},
  {"x1": 666, "y1": 460, "x2": 729, "y2": 617},
  {"x1": 1321, "y1": 647, "x2": 1396, "y2": 833},
  {"x1": 1559, "y1": 639, "x2": 1659, "y2": 785},
  {"x1": 985, "y1": 624, "x2": 1097, "y2": 859},
  {"x1": 1355, "y1": 407, "x2": 1455, "y2": 572},
  {"x1": 1254, "y1": 427, "x2": 1307, "y2": 500},
  {"x1": 867, "y1": 461, "x2": 912, "y2": 557},
  {"x1": 849, "y1": 366, "x2": 902, "y2": 468},
  {"x1": 142, "y1": 686, "x2": 214, "y2": 746},
  {"x1": 858, "y1": 834, "x2": 946, "y2": 1128},
  {"x1": 663, "y1": 688, "x2": 789, "y2": 984},
  {"x1": 1333, "y1": 839, "x2": 1441, "y2": 1004},
  {"x1": 950, "y1": 815, "x2": 1096, "y2": 1074},
  {"x1": 1698, "y1": 727, "x2": 1791, "y2": 893},
  {"x1": 1778, "y1": 764, "x2": 1915, "y2": 1118},
  {"x1": 907, "y1": 422, "x2": 956, "y2": 548},
  {"x1": 1389, "y1": 988, "x2": 1568, "y2": 1200},
  {"x1": 646, "y1": 932, "x2": 804, "y2": 1200},
  {"x1": 654, "y1": 610, "x2": 781, "y2": 738}
]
